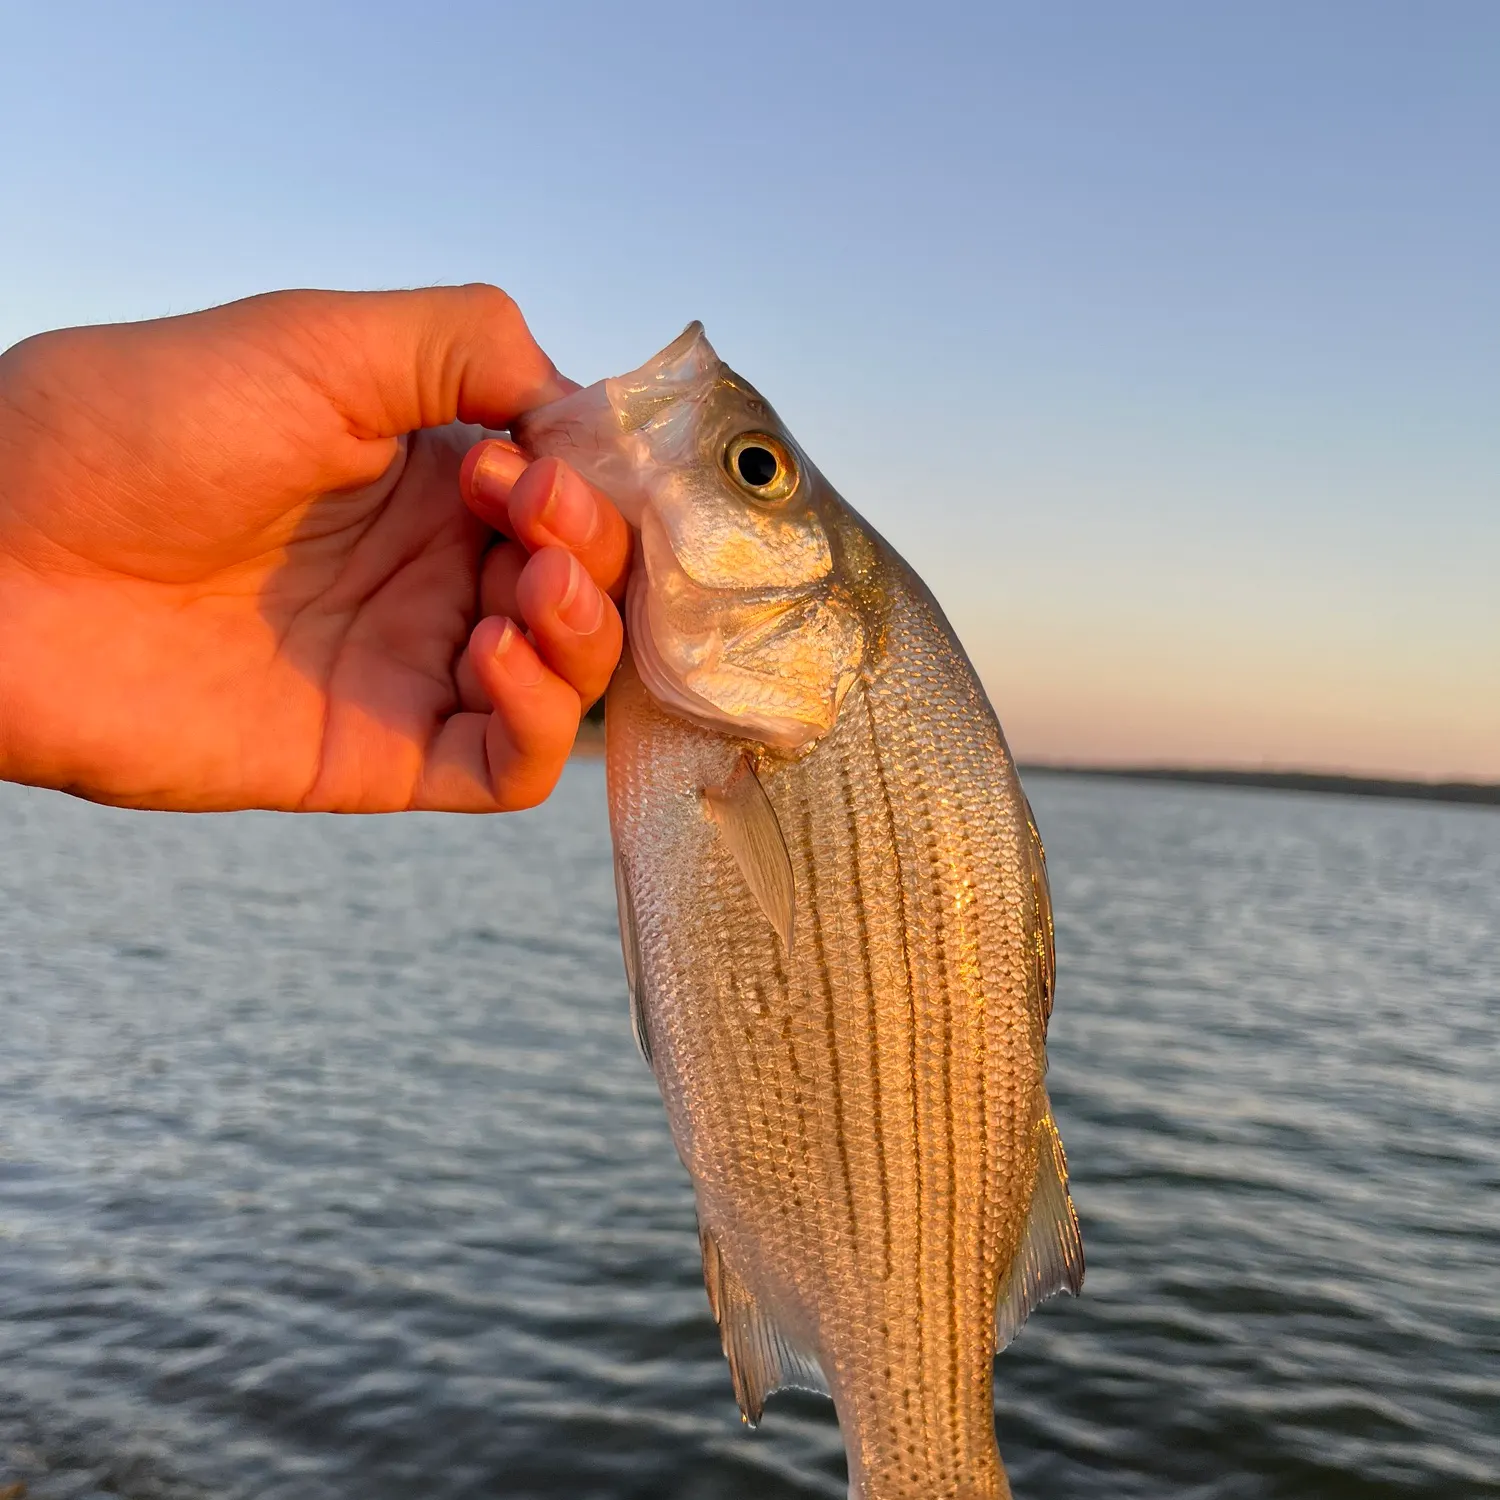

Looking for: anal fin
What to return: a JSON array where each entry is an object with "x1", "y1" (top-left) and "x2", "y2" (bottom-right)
[
  {"x1": 613, "y1": 852, "x2": 652, "y2": 1070},
  {"x1": 699, "y1": 1222, "x2": 827, "y2": 1425},
  {"x1": 995, "y1": 1103, "x2": 1085, "y2": 1352},
  {"x1": 700, "y1": 755, "x2": 796, "y2": 954}
]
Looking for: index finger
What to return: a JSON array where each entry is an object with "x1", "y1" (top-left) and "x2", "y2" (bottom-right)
[{"x1": 461, "y1": 443, "x2": 632, "y2": 600}]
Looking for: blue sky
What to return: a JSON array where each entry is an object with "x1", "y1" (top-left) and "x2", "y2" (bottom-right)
[{"x1": 3, "y1": 2, "x2": 1496, "y2": 776}]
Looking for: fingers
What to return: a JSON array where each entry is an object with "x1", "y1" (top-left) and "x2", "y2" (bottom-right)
[
  {"x1": 415, "y1": 388, "x2": 632, "y2": 816},
  {"x1": 456, "y1": 540, "x2": 622, "y2": 711},
  {"x1": 508, "y1": 457, "x2": 633, "y2": 600},
  {"x1": 416, "y1": 620, "x2": 580, "y2": 812},
  {"x1": 452, "y1": 540, "x2": 523, "y2": 711},
  {"x1": 251, "y1": 284, "x2": 576, "y2": 438},
  {"x1": 459, "y1": 439, "x2": 527, "y2": 532},
  {"x1": 461, "y1": 442, "x2": 632, "y2": 600},
  {"x1": 515, "y1": 547, "x2": 624, "y2": 707}
]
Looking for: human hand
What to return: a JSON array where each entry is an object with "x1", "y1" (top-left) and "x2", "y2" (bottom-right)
[{"x1": 0, "y1": 286, "x2": 630, "y2": 812}]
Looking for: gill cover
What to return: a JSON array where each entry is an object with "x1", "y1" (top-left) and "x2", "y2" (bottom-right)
[{"x1": 513, "y1": 325, "x2": 864, "y2": 751}]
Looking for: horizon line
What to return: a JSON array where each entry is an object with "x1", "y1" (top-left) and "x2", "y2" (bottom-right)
[{"x1": 1018, "y1": 763, "x2": 1500, "y2": 808}]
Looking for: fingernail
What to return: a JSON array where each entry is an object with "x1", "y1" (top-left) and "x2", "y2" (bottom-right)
[
  {"x1": 554, "y1": 553, "x2": 606, "y2": 634},
  {"x1": 536, "y1": 466, "x2": 600, "y2": 548},
  {"x1": 470, "y1": 442, "x2": 526, "y2": 502},
  {"x1": 491, "y1": 619, "x2": 544, "y2": 686}
]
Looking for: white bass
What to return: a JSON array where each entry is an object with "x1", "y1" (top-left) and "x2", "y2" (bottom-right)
[{"x1": 513, "y1": 326, "x2": 1082, "y2": 1500}]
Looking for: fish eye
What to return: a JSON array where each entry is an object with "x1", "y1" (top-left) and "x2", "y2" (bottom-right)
[
  {"x1": 725, "y1": 432, "x2": 799, "y2": 504},
  {"x1": 737, "y1": 445, "x2": 779, "y2": 487}
]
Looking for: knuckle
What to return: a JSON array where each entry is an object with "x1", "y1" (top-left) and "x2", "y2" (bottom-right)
[
  {"x1": 460, "y1": 282, "x2": 521, "y2": 328},
  {"x1": 498, "y1": 779, "x2": 550, "y2": 813},
  {"x1": 497, "y1": 752, "x2": 567, "y2": 812}
]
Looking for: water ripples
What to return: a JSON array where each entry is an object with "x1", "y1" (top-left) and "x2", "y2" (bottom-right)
[{"x1": 0, "y1": 768, "x2": 1495, "y2": 1497}]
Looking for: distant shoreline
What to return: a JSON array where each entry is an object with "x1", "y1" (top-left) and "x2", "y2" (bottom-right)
[
  {"x1": 1018, "y1": 764, "x2": 1500, "y2": 808},
  {"x1": 572, "y1": 722, "x2": 1496, "y2": 808}
]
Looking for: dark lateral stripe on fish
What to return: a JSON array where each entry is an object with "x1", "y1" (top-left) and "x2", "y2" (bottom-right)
[
  {"x1": 930, "y1": 738, "x2": 964, "y2": 1454},
  {"x1": 844, "y1": 706, "x2": 921, "y2": 1464},
  {"x1": 939, "y1": 725, "x2": 991, "y2": 1443},
  {"x1": 972, "y1": 800, "x2": 992, "y2": 1337},
  {"x1": 863, "y1": 687, "x2": 932, "y2": 1459},
  {"x1": 769, "y1": 940, "x2": 824, "y2": 1245},
  {"x1": 711, "y1": 947, "x2": 749, "y2": 1190},
  {"x1": 727, "y1": 963, "x2": 790, "y2": 1243},
  {"x1": 832, "y1": 733, "x2": 911, "y2": 1472},
  {"x1": 797, "y1": 794, "x2": 860, "y2": 1261},
  {"x1": 923, "y1": 742, "x2": 963, "y2": 1446},
  {"x1": 838, "y1": 752, "x2": 894, "y2": 1285},
  {"x1": 890, "y1": 703, "x2": 964, "y2": 1450}
]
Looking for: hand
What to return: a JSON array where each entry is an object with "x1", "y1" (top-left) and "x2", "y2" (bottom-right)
[{"x1": 0, "y1": 286, "x2": 630, "y2": 812}]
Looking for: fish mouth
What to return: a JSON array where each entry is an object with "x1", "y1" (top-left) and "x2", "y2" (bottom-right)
[
  {"x1": 619, "y1": 322, "x2": 715, "y2": 407},
  {"x1": 510, "y1": 323, "x2": 722, "y2": 528}
]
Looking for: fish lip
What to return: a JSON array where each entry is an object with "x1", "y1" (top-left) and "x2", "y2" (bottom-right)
[
  {"x1": 652, "y1": 320, "x2": 709, "y2": 368},
  {"x1": 513, "y1": 321, "x2": 715, "y2": 430},
  {"x1": 510, "y1": 323, "x2": 723, "y2": 529}
]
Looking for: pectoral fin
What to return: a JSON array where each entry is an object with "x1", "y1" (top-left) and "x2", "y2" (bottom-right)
[
  {"x1": 700, "y1": 756, "x2": 796, "y2": 954},
  {"x1": 613, "y1": 853, "x2": 652, "y2": 1070},
  {"x1": 699, "y1": 1222, "x2": 827, "y2": 1425},
  {"x1": 995, "y1": 1104, "x2": 1085, "y2": 1351}
]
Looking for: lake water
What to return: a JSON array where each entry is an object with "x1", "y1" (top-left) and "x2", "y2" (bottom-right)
[{"x1": 0, "y1": 767, "x2": 1495, "y2": 1499}]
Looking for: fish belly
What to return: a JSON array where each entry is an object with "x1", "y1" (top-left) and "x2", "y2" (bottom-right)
[{"x1": 607, "y1": 584, "x2": 1048, "y2": 1500}]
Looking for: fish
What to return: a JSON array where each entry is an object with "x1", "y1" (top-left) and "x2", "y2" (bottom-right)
[{"x1": 513, "y1": 325, "x2": 1082, "y2": 1500}]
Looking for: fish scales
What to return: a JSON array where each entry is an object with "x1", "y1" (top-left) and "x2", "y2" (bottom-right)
[{"x1": 514, "y1": 325, "x2": 1081, "y2": 1500}]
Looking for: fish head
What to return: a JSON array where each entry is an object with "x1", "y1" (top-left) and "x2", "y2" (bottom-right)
[{"x1": 513, "y1": 324, "x2": 867, "y2": 751}]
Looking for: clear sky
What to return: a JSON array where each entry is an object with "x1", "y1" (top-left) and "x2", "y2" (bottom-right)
[{"x1": 3, "y1": 2, "x2": 1495, "y2": 778}]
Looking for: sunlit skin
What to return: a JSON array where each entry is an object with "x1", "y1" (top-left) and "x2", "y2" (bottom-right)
[{"x1": 0, "y1": 285, "x2": 630, "y2": 812}]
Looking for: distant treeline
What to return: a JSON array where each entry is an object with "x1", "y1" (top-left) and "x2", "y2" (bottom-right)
[{"x1": 1020, "y1": 765, "x2": 1500, "y2": 808}]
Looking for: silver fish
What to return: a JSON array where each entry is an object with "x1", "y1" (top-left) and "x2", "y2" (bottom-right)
[{"x1": 514, "y1": 326, "x2": 1082, "y2": 1500}]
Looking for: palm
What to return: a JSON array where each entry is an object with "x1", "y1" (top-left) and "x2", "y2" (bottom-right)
[
  {"x1": 3, "y1": 426, "x2": 488, "y2": 810},
  {"x1": 228, "y1": 424, "x2": 495, "y2": 813}
]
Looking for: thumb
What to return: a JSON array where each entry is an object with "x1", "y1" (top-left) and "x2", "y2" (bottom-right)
[{"x1": 232, "y1": 284, "x2": 573, "y2": 438}]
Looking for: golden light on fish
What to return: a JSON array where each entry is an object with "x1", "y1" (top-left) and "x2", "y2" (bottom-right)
[{"x1": 515, "y1": 327, "x2": 1082, "y2": 1500}]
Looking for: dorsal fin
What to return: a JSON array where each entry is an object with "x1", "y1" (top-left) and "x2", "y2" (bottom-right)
[
  {"x1": 612, "y1": 852, "x2": 652, "y2": 1069},
  {"x1": 699, "y1": 1223, "x2": 827, "y2": 1425},
  {"x1": 995, "y1": 1103, "x2": 1084, "y2": 1352},
  {"x1": 1021, "y1": 788, "x2": 1056, "y2": 1033},
  {"x1": 700, "y1": 755, "x2": 796, "y2": 954}
]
